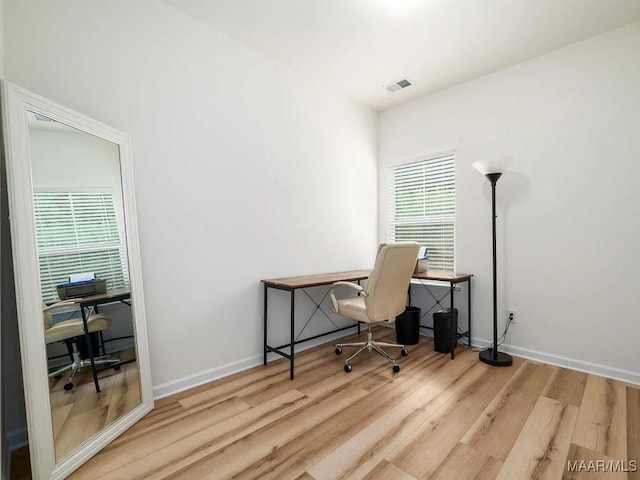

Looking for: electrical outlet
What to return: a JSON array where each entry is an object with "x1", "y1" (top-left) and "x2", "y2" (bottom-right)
[{"x1": 507, "y1": 308, "x2": 517, "y2": 324}]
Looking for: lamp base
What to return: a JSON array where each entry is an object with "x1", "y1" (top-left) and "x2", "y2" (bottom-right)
[{"x1": 479, "y1": 348, "x2": 513, "y2": 367}]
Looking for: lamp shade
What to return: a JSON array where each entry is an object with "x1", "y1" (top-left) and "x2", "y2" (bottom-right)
[{"x1": 472, "y1": 156, "x2": 514, "y2": 176}]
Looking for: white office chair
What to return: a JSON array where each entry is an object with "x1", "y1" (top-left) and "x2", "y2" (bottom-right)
[
  {"x1": 330, "y1": 242, "x2": 420, "y2": 372},
  {"x1": 44, "y1": 300, "x2": 120, "y2": 390}
]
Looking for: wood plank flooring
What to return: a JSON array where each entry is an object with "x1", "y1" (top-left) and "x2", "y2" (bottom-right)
[
  {"x1": 50, "y1": 348, "x2": 140, "y2": 460},
  {"x1": 15, "y1": 329, "x2": 640, "y2": 479}
]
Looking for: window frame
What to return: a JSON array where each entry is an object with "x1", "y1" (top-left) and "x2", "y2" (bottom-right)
[{"x1": 387, "y1": 151, "x2": 456, "y2": 271}]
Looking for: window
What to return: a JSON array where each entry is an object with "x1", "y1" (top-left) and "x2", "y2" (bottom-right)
[
  {"x1": 388, "y1": 152, "x2": 456, "y2": 271},
  {"x1": 33, "y1": 190, "x2": 129, "y2": 302}
]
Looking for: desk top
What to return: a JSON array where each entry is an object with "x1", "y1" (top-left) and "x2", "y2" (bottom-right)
[
  {"x1": 72, "y1": 288, "x2": 131, "y2": 306},
  {"x1": 262, "y1": 270, "x2": 371, "y2": 289},
  {"x1": 262, "y1": 269, "x2": 473, "y2": 289},
  {"x1": 412, "y1": 271, "x2": 473, "y2": 283}
]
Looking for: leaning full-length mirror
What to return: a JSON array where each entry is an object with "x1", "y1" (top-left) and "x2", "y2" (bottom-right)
[{"x1": 1, "y1": 82, "x2": 153, "y2": 479}]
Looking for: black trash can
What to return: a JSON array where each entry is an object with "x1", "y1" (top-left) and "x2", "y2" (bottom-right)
[
  {"x1": 433, "y1": 308, "x2": 458, "y2": 353},
  {"x1": 395, "y1": 306, "x2": 421, "y2": 345}
]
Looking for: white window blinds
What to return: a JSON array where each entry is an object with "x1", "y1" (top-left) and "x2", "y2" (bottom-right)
[
  {"x1": 33, "y1": 190, "x2": 129, "y2": 302},
  {"x1": 388, "y1": 153, "x2": 456, "y2": 271}
]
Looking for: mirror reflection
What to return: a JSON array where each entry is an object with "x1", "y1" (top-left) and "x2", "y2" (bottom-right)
[{"x1": 28, "y1": 111, "x2": 141, "y2": 460}]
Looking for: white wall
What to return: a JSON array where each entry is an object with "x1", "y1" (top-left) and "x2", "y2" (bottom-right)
[
  {"x1": 30, "y1": 129, "x2": 121, "y2": 189},
  {"x1": 4, "y1": 0, "x2": 378, "y2": 392},
  {"x1": 379, "y1": 21, "x2": 640, "y2": 382},
  {"x1": 30, "y1": 127, "x2": 125, "y2": 236}
]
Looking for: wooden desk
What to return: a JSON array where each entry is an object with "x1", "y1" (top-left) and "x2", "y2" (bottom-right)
[
  {"x1": 73, "y1": 288, "x2": 131, "y2": 308},
  {"x1": 71, "y1": 289, "x2": 131, "y2": 392},
  {"x1": 262, "y1": 270, "x2": 473, "y2": 379},
  {"x1": 410, "y1": 271, "x2": 473, "y2": 359},
  {"x1": 261, "y1": 270, "x2": 370, "y2": 379}
]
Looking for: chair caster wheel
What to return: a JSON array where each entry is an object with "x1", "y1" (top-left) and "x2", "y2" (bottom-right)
[
  {"x1": 392, "y1": 364, "x2": 400, "y2": 373},
  {"x1": 64, "y1": 382, "x2": 73, "y2": 391},
  {"x1": 335, "y1": 347, "x2": 342, "y2": 355},
  {"x1": 344, "y1": 364, "x2": 352, "y2": 373},
  {"x1": 113, "y1": 363, "x2": 121, "y2": 370},
  {"x1": 401, "y1": 348, "x2": 409, "y2": 356}
]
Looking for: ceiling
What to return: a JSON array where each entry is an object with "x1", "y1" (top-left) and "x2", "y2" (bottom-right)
[{"x1": 163, "y1": 0, "x2": 640, "y2": 111}]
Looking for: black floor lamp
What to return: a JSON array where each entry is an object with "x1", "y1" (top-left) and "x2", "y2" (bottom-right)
[{"x1": 472, "y1": 157, "x2": 513, "y2": 367}]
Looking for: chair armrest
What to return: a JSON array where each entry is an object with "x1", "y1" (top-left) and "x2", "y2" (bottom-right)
[
  {"x1": 43, "y1": 300, "x2": 78, "y2": 312},
  {"x1": 329, "y1": 281, "x2": 366, "y2": 313}
]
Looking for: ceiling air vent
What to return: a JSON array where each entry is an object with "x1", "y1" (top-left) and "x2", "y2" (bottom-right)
[{"x1": 384, "y1": 78, "x2": 412, "y2": 92}]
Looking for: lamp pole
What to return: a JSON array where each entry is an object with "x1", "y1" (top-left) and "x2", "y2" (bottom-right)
[{"x1": 478, "y1": 172, "x2": 513, "y2": 366}]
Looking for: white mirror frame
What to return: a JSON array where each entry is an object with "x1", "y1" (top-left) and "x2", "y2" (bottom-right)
[{"x1": 1, "y1": 81, "x2": 154, "y2": 479}]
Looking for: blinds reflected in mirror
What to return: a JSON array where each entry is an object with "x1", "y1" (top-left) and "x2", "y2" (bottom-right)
[{"x1": 33, "y1": 190, "x2": 129, "y2": 301}]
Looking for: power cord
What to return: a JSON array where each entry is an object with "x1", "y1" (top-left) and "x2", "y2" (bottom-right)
[
  {"x1": 457, "y1": 311, "x2": 515, "y2": 352},
  {"x1": 491, "y1": 311, "x2": 514, "y2": 350}
]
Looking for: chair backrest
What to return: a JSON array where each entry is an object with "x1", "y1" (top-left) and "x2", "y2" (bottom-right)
[{"x1": 364, "y1": 242, "x2": 420, "y2": 322}]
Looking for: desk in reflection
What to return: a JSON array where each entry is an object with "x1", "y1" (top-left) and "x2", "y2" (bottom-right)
[
  {"x1": 47, "y1": 289, "x2": 132, "y2": 392},
  {"x1": 74, "y1": 288, "x2": 132, "y2": 392}
]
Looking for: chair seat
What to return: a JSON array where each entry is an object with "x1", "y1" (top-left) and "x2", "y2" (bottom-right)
[
  {"x1": 44, "y1": 314, "x2": 111, "y2": 344},
  {"x1": 337, "y1": 297, "x2": 373, "y2": 324}
]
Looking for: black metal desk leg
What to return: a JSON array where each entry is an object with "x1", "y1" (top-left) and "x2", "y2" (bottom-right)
[
  {"x1": 81, "y1": 307, "x2": 100, "y2": 392},
  {"x1": 450, "y1": 282, "x2": 455, "y2": 360},
  {"x1": 263, "y1": 284, "x2": 268, "y2": 365},
  {"x1": 468, "y1": 278, "x2": 472, "y2": 348},
  {"x1": 357, "y1": 280, "x2": 362, "y2": 334},
  {"x1": 290, "y1": 289, "x2": 295, "y2": 380}
]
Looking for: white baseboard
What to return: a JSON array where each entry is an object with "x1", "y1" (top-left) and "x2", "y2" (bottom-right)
[
  {"x1": 153, "y1": 354, "x2": 262, "y2": 400},
  {"x1": 471, "y1": 337, "x2": 640, "y2": 386},
  {"x1": 153, "y1": 328, "x2": 640, "y2": 400},
  {"x1": 153, "y1": 329, "x2": 357, "y2": 400}
]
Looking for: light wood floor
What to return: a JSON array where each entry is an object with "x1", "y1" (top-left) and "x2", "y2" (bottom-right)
[
  {"x1": 50, "y1": 348, "x2": 140, "y2": 460},
  {"x1": 31, "y1": 330, "x2": 640, "y2": 478}
]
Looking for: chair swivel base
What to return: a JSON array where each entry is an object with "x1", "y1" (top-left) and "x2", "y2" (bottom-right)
[
  {"x1": 479, "y1": 348, "x2": 513, "y2": 367},
  {"x1": 335, "y1": 325, "x2": 408, "y2": 373},
  {"x1": 49, "y1": 344, "x2": 121, "y2": 390}
]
